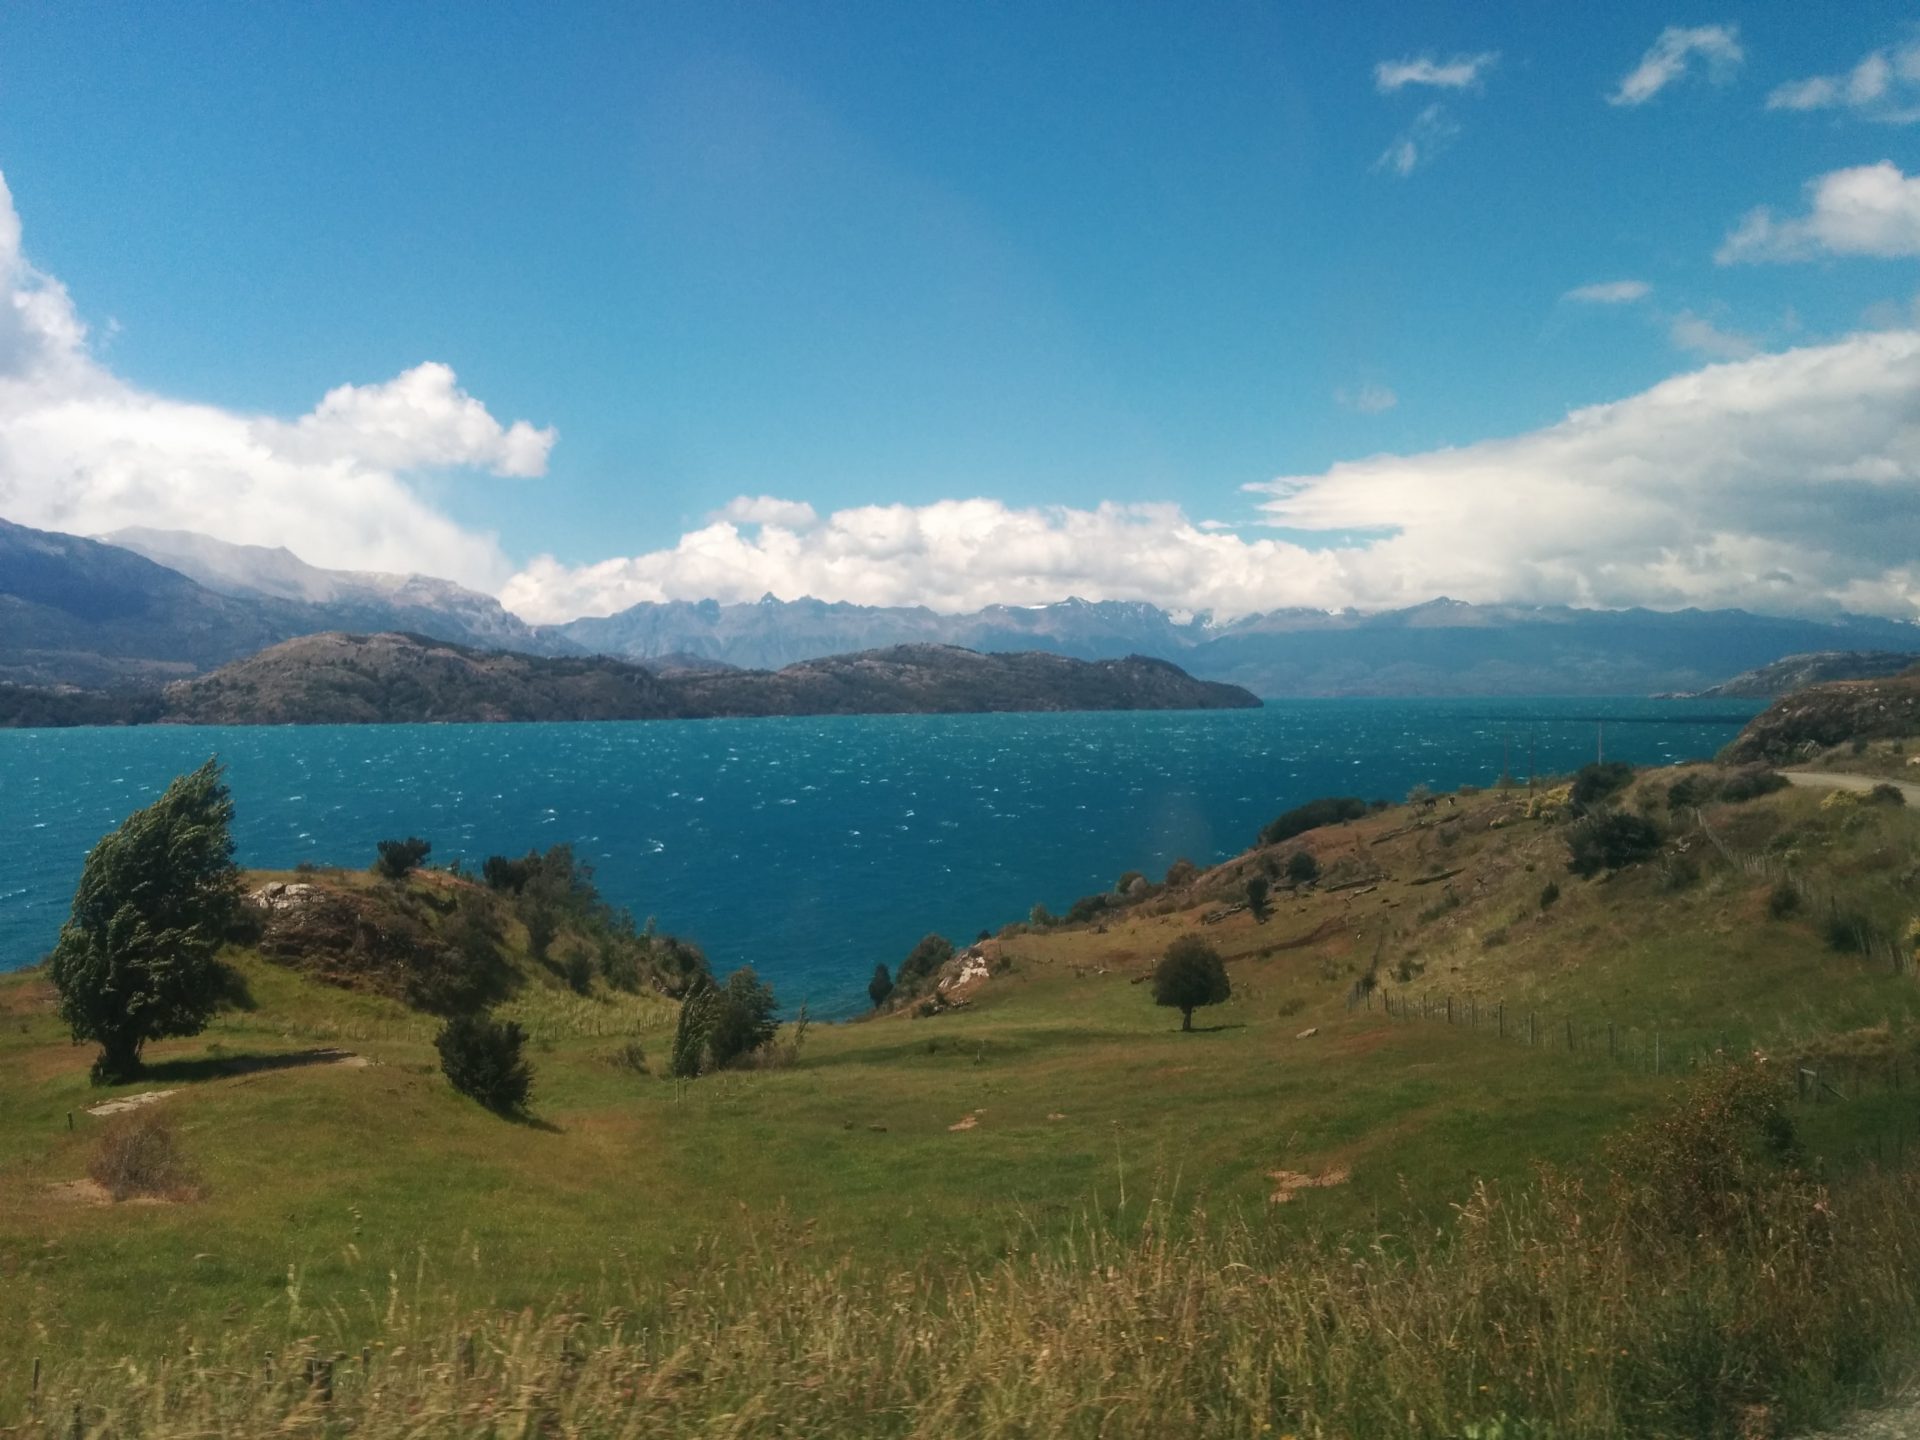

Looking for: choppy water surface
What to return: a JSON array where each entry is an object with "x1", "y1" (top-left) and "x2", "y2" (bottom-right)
[{"x1": 0, "y1": 700, "x2": 1758, "y2": 1014}]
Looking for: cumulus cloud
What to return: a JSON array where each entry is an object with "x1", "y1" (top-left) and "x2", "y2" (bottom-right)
[
  {"x1": 715, "y1": 495, "x2": 820, "y2": 529},
  {"x1": 1375, "y1": 104, "x2": 1460, "y2": 177},
  {"x1": 503, "y1": 332, "x2": 1920, "y2": 624},
  {"x1": 1609, "y1": 24, "x2": 1744, "y2": 106},
  {"x1": 1335, "y1": 383, "x2": 1399, "y2": 413},
  {"x1": 1374, "y1": 52, "x2": 1499, "y2": 93},
  {"x1": 1668, "y1": 310, "x2": 1758, "y2": 359},
  {"x1": 0, "y1": 170, "x2": 549, "y2": 587},
  {"x1": 1718, "y1": 161, "x2": 1920, "y2": 262},
  {"x1": 1564, "y1": 280, "x2": 1652, "y2": 304},
  {"x1": 1768, "y1": 41, "x2": 1920, "y2": 123}
]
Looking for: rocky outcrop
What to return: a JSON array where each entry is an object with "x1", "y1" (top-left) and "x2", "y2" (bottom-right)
[{"x1": 1722, "y1": 669, "x2": 1920, "y2": 764}]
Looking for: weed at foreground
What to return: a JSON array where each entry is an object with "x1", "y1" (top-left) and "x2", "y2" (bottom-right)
[
  {"x1": 23, "y1": 1086, "x2": 1920, "y2": 1439},
  {"x1": 85, "y1": 1115, "x2": 199, "y2": 1202}
]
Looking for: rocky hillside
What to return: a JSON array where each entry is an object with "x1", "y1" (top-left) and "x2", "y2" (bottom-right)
[
  {"x1": 149, "y1": 632, "x2": 1259, "y2": 725},
  {"x1": 1722, "y1": 665, "x2": 1920, "y2": 763},
  {"x1": 1685, "y1": 649, "x2": 1920, "y2": 699}
]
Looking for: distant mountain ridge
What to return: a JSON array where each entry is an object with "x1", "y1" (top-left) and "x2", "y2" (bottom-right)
[
  {"x1": 4, "y1": 516, "x2": 1919, "y2": 696},
  {"x1": 556, "y1": 592, "x2": 1920, "y2": 698},
  {"x1": 151, "y1": 632, "x2": 1260, "y2": 726}
]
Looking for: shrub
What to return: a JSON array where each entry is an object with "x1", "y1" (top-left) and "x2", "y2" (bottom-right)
[
  {"x1": 434, "y1": 1012, "x2": 533, "y2": 1114},
  {"x1": 563, "y1": 949, "x2": 594, "y2": 995},
  {"x1": 1570, "y1": 762, "x2": 1636, "y2": 814},
  {"x1": 1114, "y1": 870, "x2": 1144, "y2": 895},
  {"x1": 897, "y1": 934, "x2": 955, "y2": 990},
  {"x1": 482, "y1": 853, "x2": 537, "y2": 893},
  {"x1": 373, "y1": 837, "x2": 431, "y2": 881},
  {"x1": 48, "y1": 758, "x2": 242, "y2": 1084},
  {"x1": 1823, "y1": 902, "x2": 1874, "y2": 955},
  {"x1": 1565, "y1": 811, "x2": 1662, "y2": 877},
  {"x1": 609, "y1": 1039, "x2": 648, "y2": 1075},
  {"x1": 1163, "y1": 858, "x2": 1198, "y2": 888},
  {"x1": 1064, "y1": 892, "x2": 1114, "y2": 926},
  {"x1": 88, "y1": 1113, "x2": 200, "y2": 1201},
  {"x1": 1029, "y1": 902, "x2": 1056, "y2": 928},
  {"x1": 523, "y1": 902, "x2": 557, "y2": 963},
  {"x1": 1245, "y1": 875, "x2": 1270, "y2": 919},
  {"x1": 708, "y1": 968, "x2": 779, "y2": 1069},
  {"x1": 1407, "y1": 783, "x2": 1432, "y2": 807},
  {"x1": 1660, "y1": 854, "x2": 1701, "y2": 891},
  {"x1": 1767, "y1": 878, "x2": 1801, "y2": 918},
  {"x1": 868, "y1": 964, "x2": 894, "y2": 1009},
  {"x1": 1151, "y1": 935, "x2": 1231, "y2": 1031},
  {"x1": 1257, "y1": 796, "x2": 1368, "y2": 848},
  {"x1": 1718, "y1": 767, "x2": 1788, "y2": 804},
  {"x1": 1539, "y1": 880, "x2": 1560, "y2": 910},
  {"x1": 1286, "y1": 850, "x2": 1320, "y2": 886},
  {"x1": 1868, "y1": 783, "x2": 1907, "y2": 807}
]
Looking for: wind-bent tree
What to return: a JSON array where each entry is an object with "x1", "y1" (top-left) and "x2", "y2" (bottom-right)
[
  {"x1": 868, "y1": 963, "x2": 894, "y2": 1008},
  {"x1": 1151, "y1": 935, "x2": 1232, "y2": 1032},
  {"x1": 48, "y1": 759, "x2": 243, "y2": 1083}
]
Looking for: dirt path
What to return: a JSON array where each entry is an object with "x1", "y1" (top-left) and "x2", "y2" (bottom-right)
[{"x1": 1780, "y1": 771, "x2": 1920, "y2": 805}]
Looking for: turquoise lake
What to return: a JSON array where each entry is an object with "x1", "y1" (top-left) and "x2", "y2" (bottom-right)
[{"x1": 0, "y1": 700, "x2": 1761, "y2": 1015}]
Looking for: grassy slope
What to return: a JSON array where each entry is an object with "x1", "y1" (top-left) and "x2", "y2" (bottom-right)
[{"x1": 3, "y1": 761, "x2": 1920, "y2": 1407}]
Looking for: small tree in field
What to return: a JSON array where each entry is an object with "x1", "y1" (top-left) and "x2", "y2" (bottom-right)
[
  {"x1": 48, "y1": 758, "x2": 242, "y2": 1084},
  {"x1": 434, "y1": 1012, "x2": 532, "y2": 1113},
  {"x1": 1245, "y1": 874, "x2": 1270, "y2": 921},
  {"x1": 1286, "y1": 850, "x2": 1320, "y2": 886},
  {"x1": 1152, "y1": 935, "x2": 1231, "y2": 1032},
  {"x1": 868, "y1": 963, "x2": 894, "y2": 1008}
]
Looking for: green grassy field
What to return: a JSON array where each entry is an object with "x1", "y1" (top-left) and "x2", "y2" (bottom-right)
[{"x1": 4, "y1": 758, "x2": 1920, "y2": 1435}]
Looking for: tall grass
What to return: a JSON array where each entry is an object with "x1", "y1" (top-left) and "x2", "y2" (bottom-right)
[{"x1": 20, "y1": 1074, "x2": 1920, "y2": 1438}]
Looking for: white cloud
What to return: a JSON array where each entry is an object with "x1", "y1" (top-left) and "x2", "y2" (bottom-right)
[
  {"x1": 1609, "y1": 24, "x2": 1744, "y2": 106},
  {"x1": 1564, "y1": 280, "x2": 1653, "y2": 304},
  {"x1": 0, "y1": 170, "x2": 549, "y2": 587},
  {"x1": 1668, "y1": 310, "x2": 1758, "y2": 359},
  {"x1": 504, "y1": 332, "x2": 1920, "y2": 625},
  {"x1": 1335, "y1": 383, "x2": 1399, "y2": 414},
  {"x1": 1718, "y1": 161, "x2": 1920, "y2": 262},
  {"x1": 1375, "y1": 52, "x2": 1499, "y2": 93},
  {"x1": 1768, "y1": 41, "x2": 1920, "y2": 123},
  {"x1": 1374, "y1": 104, "x2": 1460, "y2": 177},
  {"x1": 714, "y1": 495, "x2": 820, "y2": 529}
]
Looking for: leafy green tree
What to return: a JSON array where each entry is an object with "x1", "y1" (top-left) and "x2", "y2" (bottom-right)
[
  {"x1": 1570, "y1": 762, "x2": 1636, "y2": 814},
  {"x1": 1163, "y1": 857, "x2": 1198, "y2": 888},
  {"x1": 868, "y1": 963, "x2": 894, "y2": 1008},
  {"x1": 373, "y1": 837, "x2": 431, "y2": 880},
  {"x1": 708, "y1": 967, "x2": 780, "y2": 1067},
  {"x1": 1285, "y1": 850, "x2": 1320, "y2": 886},
  {"x1": 1151, "y1": 935, "x2": 1231, "y2": 1032},
  {"x1": 48, "y1": 759, "x2": 243, "y2": 1084},
  {"x1": 434, "y1": 1012, "x2": 532, "y2": 1113},
  {"x1": 1257, "y1": 796, "x2": 1368, "y2": 848},
  {"x1": 1245, "y1": 874, "x2": 1270, "y2": 920}
]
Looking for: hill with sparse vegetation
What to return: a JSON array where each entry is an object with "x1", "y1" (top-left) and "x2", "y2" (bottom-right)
[{"x1": 5, "y1": 689, "x2": 1920, "y2": 1436}]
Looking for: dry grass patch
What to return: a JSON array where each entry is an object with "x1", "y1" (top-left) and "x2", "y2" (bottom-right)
[{"x1": 86, "y1": 1114, "x2": 202, "y2": 1202}]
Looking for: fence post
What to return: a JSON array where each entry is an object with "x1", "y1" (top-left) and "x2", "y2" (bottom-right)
[
  {"x1": 1654, "y1": 1034, "x2": 1661, "y2": 1075},
  {"x1": 1497, "y1": 1002, "x2": 1505, "y2": 1040},
  {"x1": 1447, "y1": 995, "x2": 1454, "y2": 1024},
  {"x1": 1608, "y1": 1022, "x2": 1615, "y2": 1060},
  {"x1": 1528, "y1": 1011, "x2": 1536, "y2": 1047},
  {"x1": 1566, "y1": 1016, "x2": 1575, "y2": 1052}
]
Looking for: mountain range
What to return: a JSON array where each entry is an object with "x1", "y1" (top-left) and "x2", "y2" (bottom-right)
[{"x1": 3, "y1": 517, "x2": 1916, "y2": 697}]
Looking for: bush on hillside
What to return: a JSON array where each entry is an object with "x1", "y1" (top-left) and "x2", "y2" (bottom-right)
[
  {"x1": 435, "y1": 1012, "x2": 533, "y2": 1114},
  {"x1": 1570, "y1": 762, "x2": 1636, "y2": 814},
  {"x1": 88, "y1": 1113, "x2": 201, "y2": 1201},
  {"x1": 1151, "y1": 935, "x2": 1231, "y2": 1032},
  {"x1": 1257, "y1": 796, "x2": 1368, "y2": 848},
  {"x1": 373, "y1": 837, "x2": 431, "y2": 881},
  {"x1": 1285, "y1": 850, "x2": 1320, "y2": 886},
  {"x1": 1565, "y1": 811, "x2": 1662, "y2": 877},
  {"x1": 708, "y1": 968, "x2": 780, "y2": 1068},
  {"x1": 1869, "y1": 783, "x2": 1907, "y2": 807},
  {"x1": 868, "y1": 964, "x2": 894, "y2": 1008},
  {"x1": 1245, "y1": 875, "x2": 1270, "y2": 920},
  {"x1": 1163, "y1": 857, "x2": 1198, "y2": 888},
  {"x1": 896, "y1": 934, "x2": 955, "y2": 990}
]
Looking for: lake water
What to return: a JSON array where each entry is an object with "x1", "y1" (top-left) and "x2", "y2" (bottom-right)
[{"x1": 0, "y1": 700, "x2": 1760, "y2": 1015}]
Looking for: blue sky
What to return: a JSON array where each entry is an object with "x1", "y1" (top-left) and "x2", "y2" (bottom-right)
[{"x1": 0, "y1": 2, "x2": 1916, "y2": 621}]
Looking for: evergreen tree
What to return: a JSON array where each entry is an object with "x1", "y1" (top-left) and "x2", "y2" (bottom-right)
[
  {"x1": 1151, "y1": 935, "x2": 1231, "y2": 1032},
  {"x1": 48, "y1": 759, "x2": 243, "y2": 1083}
]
